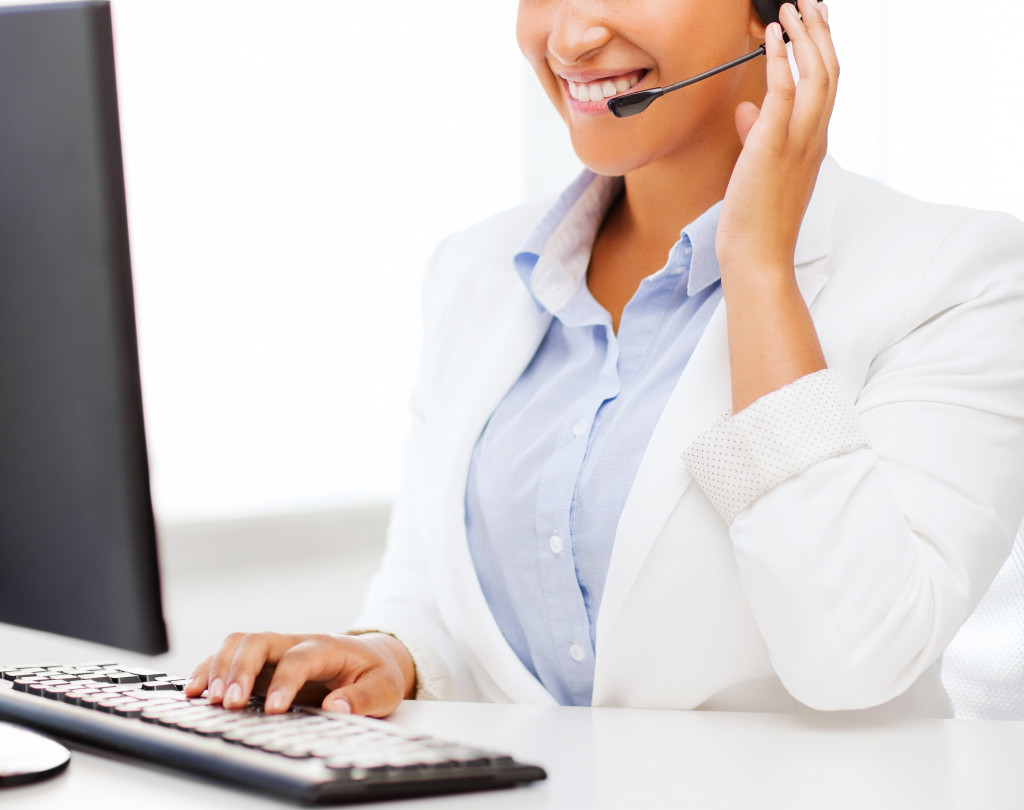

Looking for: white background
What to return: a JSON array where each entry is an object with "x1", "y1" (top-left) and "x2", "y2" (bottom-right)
[{"x1": 5, "y1": 1, "x2": 1022, "y2": 523}]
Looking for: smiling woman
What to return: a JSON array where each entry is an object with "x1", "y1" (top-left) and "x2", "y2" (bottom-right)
[{"x1": 185, "y1": 0, "x2": 1024, "y2": 721}]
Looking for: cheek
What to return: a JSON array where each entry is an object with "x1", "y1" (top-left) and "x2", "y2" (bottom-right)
[
  {"x1": 515, "y1": 1, "x2": 545, "y2": 71},
  {"x1": 517, "y1": 5, "x2": 567, "y2": 122}
]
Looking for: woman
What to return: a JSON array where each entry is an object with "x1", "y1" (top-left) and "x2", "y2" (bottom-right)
[{"x1": 187, "y1": 0, "x2": 1024, "y2": 718}]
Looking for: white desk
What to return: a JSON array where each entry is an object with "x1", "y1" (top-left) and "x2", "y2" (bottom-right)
[{"x1": 4, "y1": 693, "x2": 1024, "y2": 810}]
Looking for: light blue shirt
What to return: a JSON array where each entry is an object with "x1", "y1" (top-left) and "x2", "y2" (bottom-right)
[{"x1": 465, "y1": 170, "x2": 724, "y2": 706}]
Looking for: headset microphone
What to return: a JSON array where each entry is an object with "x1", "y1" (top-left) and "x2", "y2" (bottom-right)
[
  {"x1": 606, "y1": 45, "x2": 768, "y2": 118},
  {"x1": 607, "y1": 0, "x2": 790, "y2": 118}
]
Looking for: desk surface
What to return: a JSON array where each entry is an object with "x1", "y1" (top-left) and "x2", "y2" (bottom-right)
[{"x1": 3, "y1": 697, "x2": 1024, "y2": 810}]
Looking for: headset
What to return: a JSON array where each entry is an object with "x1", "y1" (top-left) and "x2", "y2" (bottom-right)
[
  {"x1": 753, "y1": 0, "x2": 786, "y2": 26},
  {"x1": 607, "y1": 0, "x2": 791, "y2": 117}
]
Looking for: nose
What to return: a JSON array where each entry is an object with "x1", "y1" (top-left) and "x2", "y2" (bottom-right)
[{"x1": 546, "y1": 1, "x2": 613, "y2": 66}]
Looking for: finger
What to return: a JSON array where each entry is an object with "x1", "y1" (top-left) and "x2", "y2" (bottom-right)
[
  {"x1": 185, "y1": 654, "x2": 214, "y2": 697},
  {"x1": 734, "y1": 100, "x2": 761, "y2": 147},
  {"x1": 782, "y1": 2, "x2": 833, "y2": 139},
  {"x1": 205, "y1": 632, "x2": 247, "y2": 703},
  {"x1": 261, "y1": 637, "x2": 352, "y2": 714},
  {"x1": 754, "y1": 21, "x2": 796, "y2": 142},
  {"x1": 799, "y1": 0, "x2": 839, "y2": 113},
  {"x1": 222, "y1": 633, "x2": 294, "y2": 710}
]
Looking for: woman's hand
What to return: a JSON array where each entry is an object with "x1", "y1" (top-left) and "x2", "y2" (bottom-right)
[
  {"x1": 715, "y1": 0, "x2": 836, "y2": 412},
  {"x1": 184, "y1": 631, "x2": 416, "y2": 718},
  {"x1": 717, "y1": 0, "x2": 838, "y2": 274}
]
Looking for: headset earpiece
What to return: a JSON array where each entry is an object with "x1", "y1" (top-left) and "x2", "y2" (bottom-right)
[{"x1": 751, "y1": 0, "x2": 785, "y2": 26}]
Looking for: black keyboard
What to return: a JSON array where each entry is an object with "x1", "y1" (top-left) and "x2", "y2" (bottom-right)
[{"x1": 0, "y1": 662, "x2": 546, "y2": 804}]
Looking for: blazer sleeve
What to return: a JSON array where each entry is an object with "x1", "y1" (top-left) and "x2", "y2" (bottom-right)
[
  {"x1": 683, "y1": 210, "x2": 1024, "y2": 711},
  {"x1": 350, "y1": 237, "x2": 467, "y2": 702}
]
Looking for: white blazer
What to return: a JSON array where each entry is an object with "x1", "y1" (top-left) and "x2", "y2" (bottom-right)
[{"x1": 355, "y1": 157, "x2": 1024, "y2": 717}]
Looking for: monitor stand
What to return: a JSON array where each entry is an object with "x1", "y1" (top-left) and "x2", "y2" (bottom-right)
[{"x1": 0, "y1": 721, "x2": 70, "y2": 787}]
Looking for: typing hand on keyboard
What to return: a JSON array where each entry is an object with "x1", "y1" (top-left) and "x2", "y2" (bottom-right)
[
  {"x1": 0, "y1": 661, "x2": 546, "y2": 803},
  {"x1": 186, "y1": 631, "x2": 415, "y2": 718}
]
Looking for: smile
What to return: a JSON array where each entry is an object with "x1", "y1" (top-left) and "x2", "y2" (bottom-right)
[{"x1": 565, "y1": 70, "x2": 646, "y2": 103}]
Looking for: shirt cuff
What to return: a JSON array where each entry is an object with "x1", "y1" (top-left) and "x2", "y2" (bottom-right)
[
  {"x1": 681, "y1": 369, "x2": 871, "y2": 524},
  {"x1": 346, "y1": 626, "x2": 454, "y2": 702}
]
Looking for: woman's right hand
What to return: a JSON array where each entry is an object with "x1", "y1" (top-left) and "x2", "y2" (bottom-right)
[{"x1": 184, "y1": 631, "x2": 416, "y2": 718}]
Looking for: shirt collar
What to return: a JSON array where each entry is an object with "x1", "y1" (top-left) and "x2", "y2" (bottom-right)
[
  {"x1": 514, "y1": 170, "x2": 723, "y2": 315},
  {"x1": 680, "y1": 200, "x2": 723, "y2": 297},
  {"x1": 514, "y1": 171, "x2": 622, "y2": 314}
]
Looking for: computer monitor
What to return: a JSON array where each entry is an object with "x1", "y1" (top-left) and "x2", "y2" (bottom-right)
[{"x1": 0, "y1": 1, "x2": 168, "y2": 656}]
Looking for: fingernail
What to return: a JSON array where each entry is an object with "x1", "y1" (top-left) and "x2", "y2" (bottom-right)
[
  {"x1": 769, "y1": 22, "x2": 784, "y2": 41},
  {"x1": 224, "y1": 683, "x2": 242, "y2": 707},
  {"x1": 819, "y1": 2, "x2": 829, "y2": 23},
  {"x1": 209, "y1": 679, "x2": 225, "y2": 700},
  {"x1": 324, "y1": 697, "x2": 352, "y2": 714},
  {"x1": 265, "y1": 691, "x2": 287, "y2": 713},
  {"x1": 185, "y1": 676, "x2": 197, "y2": 693}
]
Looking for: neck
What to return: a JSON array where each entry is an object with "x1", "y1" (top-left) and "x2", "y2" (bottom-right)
[{"x1": 613, "y1": 120, "x2": 741, "y2": 253}]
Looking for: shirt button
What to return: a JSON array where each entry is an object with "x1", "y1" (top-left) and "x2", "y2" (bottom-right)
[
  {"x1": 569, "y1": 643, "x2": 585, "y2": 662},
  {"x1": 549, "y1": 532, "x2": 564, "y2": 554},
  {"x1": 572, "y1": 419, "x2": 587, "y2": 438}
]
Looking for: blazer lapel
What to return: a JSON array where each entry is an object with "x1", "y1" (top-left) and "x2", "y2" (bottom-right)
[
  {"x1": 424, "y1": 271, "x2": 558, "y2": 704},
  {"x1": 595, "y1": 155, "x2": 842, "y2": 652}
]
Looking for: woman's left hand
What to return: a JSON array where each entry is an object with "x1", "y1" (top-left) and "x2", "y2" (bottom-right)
[{"x1": 715, "y1": 0, "x2": 838, "y2": 276}]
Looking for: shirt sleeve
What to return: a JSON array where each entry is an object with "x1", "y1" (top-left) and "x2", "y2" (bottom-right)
[{"x1": 681, "y1": 369, "x2": 871, "y2": 524}]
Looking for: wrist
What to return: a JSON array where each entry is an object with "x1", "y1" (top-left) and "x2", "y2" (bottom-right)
[
  {"x1": 349, "y1": 632, "x2": 417, "y2": 700},
  {"x1": 719, "y1": 250, "x2": 794, "y2": 277},
  {"x1": 719, "y1": 262, "x2": 801, "y2": 306}
]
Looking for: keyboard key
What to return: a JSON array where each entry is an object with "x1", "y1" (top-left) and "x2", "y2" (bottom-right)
[
  {"x1": 118, "y1": 667, "x2": 166, "y2": 682},
  {"x1": 141, "y1": 681, "x2": 179, "y2": 692},
  {"x1": 95, "y1": 671, "x2": 142, "y2": 685},
  {"x1": 42, "y1": 684, "x2": 80, "y2": 700},
  {"x1": 62, "y1": 689, "x2": 103, "y2": 706},
  {"x1": 109, "y1": 701, "x2": 149, "y2": 719},
  {"x1": 97, "y1": 697, "x2": 139, "y2": 714},
  {"x1": 78, "y1": 693, "x2": 113, "y2": 710}
]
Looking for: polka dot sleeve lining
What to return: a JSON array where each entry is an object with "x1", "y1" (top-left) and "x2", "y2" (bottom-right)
[{"x1": 681, "y1": 369, "x2": 871, "y2": 525}]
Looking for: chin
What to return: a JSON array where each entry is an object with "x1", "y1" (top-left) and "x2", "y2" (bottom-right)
[{"x1": 566, "y1": 127, "x2": 676, "y2": 178}]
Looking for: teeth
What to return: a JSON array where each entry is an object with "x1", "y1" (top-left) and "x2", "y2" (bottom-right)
[{"x1": 566, "y1": 72, "x2": 642, "y2": 103}]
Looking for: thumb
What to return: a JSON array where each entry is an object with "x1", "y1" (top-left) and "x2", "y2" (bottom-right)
[
  {"x1": 322, "y1": 676, "x2": 402, "y2": 719},
  {"x1": 321, "y1": 690, "x2": 352, "y2": 714},
  {"x1": 734, "y1": 101, "x2": 761, "y2": 147}
]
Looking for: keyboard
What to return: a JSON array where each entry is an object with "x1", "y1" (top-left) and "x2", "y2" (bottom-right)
[{"x1": 0, "y1": 662, "x2": 546, "y2": 804}]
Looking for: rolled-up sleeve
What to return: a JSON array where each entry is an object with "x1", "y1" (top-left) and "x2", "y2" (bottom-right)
[{"x1": 682, "y1": 369, "x2": 871, "y2": 524}]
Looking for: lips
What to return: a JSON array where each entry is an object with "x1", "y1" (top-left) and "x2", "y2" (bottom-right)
[{"x1": 563, "y1": 69, "x2": 647, "y2": 103}]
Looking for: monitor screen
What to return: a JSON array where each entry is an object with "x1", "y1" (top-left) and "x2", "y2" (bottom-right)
[{"x1": 0, "y1": 1, "x2": 168, "y2": 655}]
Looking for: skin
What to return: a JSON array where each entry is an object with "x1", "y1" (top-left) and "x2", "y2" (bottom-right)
[{"x1": 187, "y1": 0, "x2": 838, "y2": 716}]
